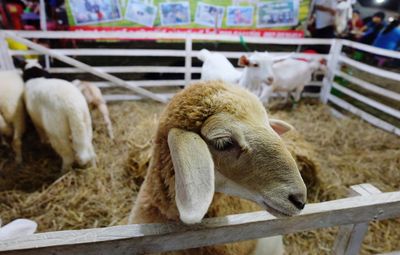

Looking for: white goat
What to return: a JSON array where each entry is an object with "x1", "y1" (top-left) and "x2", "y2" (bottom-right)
[
  {"x1": 198, "y1": 49, "x2": 291, "y2": 99},
  {"x1": 0, "y1": 218, "x2": 37, "y2": 240},
  {"x1": 261, "y1": 58, "x2": 327, "y2": 104},
  {"x1": 72, "y1": 80, "x2": 114, "y2": 140},
  {"x1": 23, "y1": 60, "x2": 96, "y2": 171},
  {"x1": 0, "y1": 70, "x2": 26, "y2": 163}
]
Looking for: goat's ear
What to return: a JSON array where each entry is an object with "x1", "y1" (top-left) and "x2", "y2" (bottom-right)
[
  {"x1": 269, "y1": 119, "x2": 294, "y2": 136},
  {"x1": 168, "y1": 128, "x2": 214, "y2": 224},
  {"x1": 238, "y1": 55, "x2": 250, "y2": 67},
  {"x1": 273, "y1": 53, "x2": 293, "y2": 63}
]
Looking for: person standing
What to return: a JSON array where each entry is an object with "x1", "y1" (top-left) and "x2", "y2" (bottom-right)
[{"x1": 313, "y1": 0, "x2": 337, "y2": 38}]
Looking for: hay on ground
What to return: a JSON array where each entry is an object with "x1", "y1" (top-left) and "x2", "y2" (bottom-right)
[{"x1": 0, "y1": 99, "x2": 398, "y2": 255}]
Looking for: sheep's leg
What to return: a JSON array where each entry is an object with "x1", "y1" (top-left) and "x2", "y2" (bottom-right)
[
  {"x1": 0, "y1": 114, "x2": 12, "y2": 137},
  {"x1": 35, "y1": 125, "x2": 48, "y2": 144},
  {"x1": 98, "y1": 103, "x2": 114, "y2": 140},
  {"x1": 49, "y1": 136, "x2": 75, "y2": 173},
  {"x1": 11, "y1": 103, "x2": 25, "y2": 164},
  {"x1": 11, "y1": 130, "x2": 23, "y2": 164}
]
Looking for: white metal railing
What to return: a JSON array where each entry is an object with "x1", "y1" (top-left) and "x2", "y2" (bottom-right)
[
  {"x1": 0, "y1": 30, "x2": 398, "y2": 135},
  {"x1": 324, "y1": 38, "x2": 400, "y2": 136}
]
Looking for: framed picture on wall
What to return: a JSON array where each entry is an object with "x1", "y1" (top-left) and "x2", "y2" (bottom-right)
[
  {"x1": 226, "y1": 6, "x2": 254, "y2": 27},
  {"x1": 125, "y1": 0, "x2": 157, "y2": 27},
  {"x1": 195, "y1": 2, "x2": 224, "y2": 28},
  {"x1": 160, "y1": 2, "x2": 191, "y2": 26},
  {"x1": 69, "y1": 0, "x2": 122, "y2": 25}
]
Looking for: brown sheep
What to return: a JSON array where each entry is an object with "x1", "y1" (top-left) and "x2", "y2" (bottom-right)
[{"x1": 129, "y1": 81, "x2": 307, "y2": 255}]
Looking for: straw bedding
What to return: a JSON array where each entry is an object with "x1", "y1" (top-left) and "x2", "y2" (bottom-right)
[{"x1": 0, "y1": 98, "x2": 398, "y2": 254}]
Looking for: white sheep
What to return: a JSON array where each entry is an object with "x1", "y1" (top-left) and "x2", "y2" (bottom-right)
[
  {"x1": 0, "y1": 70, "x2": 26, "y2": 163},
  {"x1": 0, "y1": 218, "x2": 37, "y2": 240},
  {"x1": 129, "y1": 80, "x2": 307, "y2": 255},
  {"x1": 23, "y1": 60, "x2": 96, "y2": 171},
  {"x1": 260, "y1": 58, "x2": 328, "y2": 105},
  {"x1": 72, "y1": 80, "x2": 114, "y2": 140},
  {"x1": 198, "y1": 49, "x2": 291, "y2": 99}
]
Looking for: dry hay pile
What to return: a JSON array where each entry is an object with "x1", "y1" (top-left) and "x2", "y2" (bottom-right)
[
  {"x1": 0, "y1": 99, "x2": 399, "y2": 254},
  {"x1": 0, "y1": 101, "x2": 164, "y2": 230},
  {"x1": 270, "y1": 101, "x2": 400, "y2": 254}
]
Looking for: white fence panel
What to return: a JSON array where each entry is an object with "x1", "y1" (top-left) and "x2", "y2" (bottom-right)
[{"x1": 1, "y1": 30, "x2": 398, "y2": 135}]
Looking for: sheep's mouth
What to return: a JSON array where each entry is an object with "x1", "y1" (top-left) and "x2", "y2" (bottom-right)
[{"x1": 261, "y1": 201, "x2": 292, "y2": 217}]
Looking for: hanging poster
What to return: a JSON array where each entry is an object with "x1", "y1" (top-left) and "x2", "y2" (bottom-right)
[
  {"x1": 66, "y1": 0, "x2": 309, "y2": 38},
  {"x1": 125, "y1": 1, "x2": 157, "y2": 27},
  {"x1": 194, "y1": 2, "x2": 224, "y2": 28},
  {"x1": 257, "y1": 0, "x2": 299, "y2": 28},
  {"x1": 226, "y1": 6, "x2": 254, "y2": 27},
  {"x1": 159, "y1": 2, "x2": 190, "y2": 26},
  {"x1": 69, "y1": 0, "x2": 122, "y2": 25}
]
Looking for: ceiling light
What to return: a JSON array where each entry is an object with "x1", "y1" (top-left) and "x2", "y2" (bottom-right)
[{"x1": 375, "y1": 0, "x2": 385, "y2": 3}]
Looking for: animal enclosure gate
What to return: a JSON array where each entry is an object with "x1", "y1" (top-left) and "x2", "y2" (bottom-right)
[{"x1": 0, "y1": 30, "x2": 399, "y2": 254}]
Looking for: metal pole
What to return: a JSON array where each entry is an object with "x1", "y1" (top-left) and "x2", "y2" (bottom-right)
[{"x1": 39, "y1": 0, "x2": 50, "y2": 70}]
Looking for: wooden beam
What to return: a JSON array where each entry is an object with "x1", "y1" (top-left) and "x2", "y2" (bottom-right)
[
  {"x1": 4, "y1": 32, "x2": 167, "y2": 103},
  {"x1": 0, "y1": 190, "x2": 400, "y2": 255},
  {"x1": 333, "y1": 184, "x2": 382, "y2": 255}
]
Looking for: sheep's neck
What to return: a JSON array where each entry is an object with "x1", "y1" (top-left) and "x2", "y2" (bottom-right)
[{"x1": 133, "y1": 141, "x2": 180, "y2": 223}]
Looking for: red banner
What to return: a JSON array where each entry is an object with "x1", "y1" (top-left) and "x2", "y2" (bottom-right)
[{"x1": 70, "y1": 26, "x2": 304, "y2": 38}]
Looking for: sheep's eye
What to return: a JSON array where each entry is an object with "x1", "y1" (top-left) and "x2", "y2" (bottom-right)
[
  {"x1": 213, "y1": 137, "x2": 234, "y2": 151},
  {"x1": 252, "y1": 63, "x2": 259, "y2": 67}
]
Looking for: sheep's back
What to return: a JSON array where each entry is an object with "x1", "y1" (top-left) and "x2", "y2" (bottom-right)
[{"x1": 0, "y1": 71, "x2": 24, "y2": 120}]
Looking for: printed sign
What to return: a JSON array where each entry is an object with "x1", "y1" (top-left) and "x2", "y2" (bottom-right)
[
  {"x1": 257, "y1": 0, "x2": 299, "y2": 28},
  {"x1": 67, "y1": 0, "x2": 308, "y2": 38},
  {"x1": 69, "y1": 0, "x2": 122, "y2": 25},
  {"x1": 125, "y1": 1, "x2": 157, "y2": 27},
  {"x1": 195, "y1": 2, "x2": 224, "y2": 28},
  {"x1": 226, "y1": 6, "x2": 254, "y2": 27},
  {"x1": 160, "y1": 2, "x2": 190, "y2": 26}
]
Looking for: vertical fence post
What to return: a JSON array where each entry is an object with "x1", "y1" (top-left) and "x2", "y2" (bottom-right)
[
  {"x1": 184, "y1": 35, "x2": 192, "y2": 86},
  {"x1": 0, "y1": 32, "x2": 15, "y2": 70},
  {"x1": 320, "y1": 39, "x2": 343, "y2": 103},
  {"x1": 39, "y1": 0, "x2": 51, "y2": 70},
  {"x1": 333, "y1": 183, "x2": 382, "y2": 255}
]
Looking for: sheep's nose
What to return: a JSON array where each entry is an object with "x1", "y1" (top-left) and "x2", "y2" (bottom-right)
[
  {"x1": 266, "y1": 77, "x2": 274, "y2": 84},
  {"x1": 288, "y1": 194, "x2": 306, "y2": 210}
]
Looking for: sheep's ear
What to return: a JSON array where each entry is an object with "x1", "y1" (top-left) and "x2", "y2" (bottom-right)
[
  {"x1": 273, "y1": 53, "x2": 293, "y2": 63},
  {"x1": 238, "y1": 55, "x2": 250, "y2": 66},
  {"x1": 269, "y1": 119, "x2": 294, "y2": 136},
  {"x1": 168, "y1": 128, "x2": 215, "y2": 224}
]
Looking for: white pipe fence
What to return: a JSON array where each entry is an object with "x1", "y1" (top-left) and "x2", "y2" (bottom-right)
[{"x1": 0, "y1": 30, "x2": 398, "y2": 137}]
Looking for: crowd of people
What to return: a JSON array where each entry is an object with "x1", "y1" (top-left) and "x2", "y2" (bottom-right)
[{"x1": 308, "y1": 0, "x2": 399, "y2": 52}]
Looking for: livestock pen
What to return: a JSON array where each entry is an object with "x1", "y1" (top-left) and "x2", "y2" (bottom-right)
[{"x1": 0, "y1": 30, "x2": 399, "y2": 254}]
